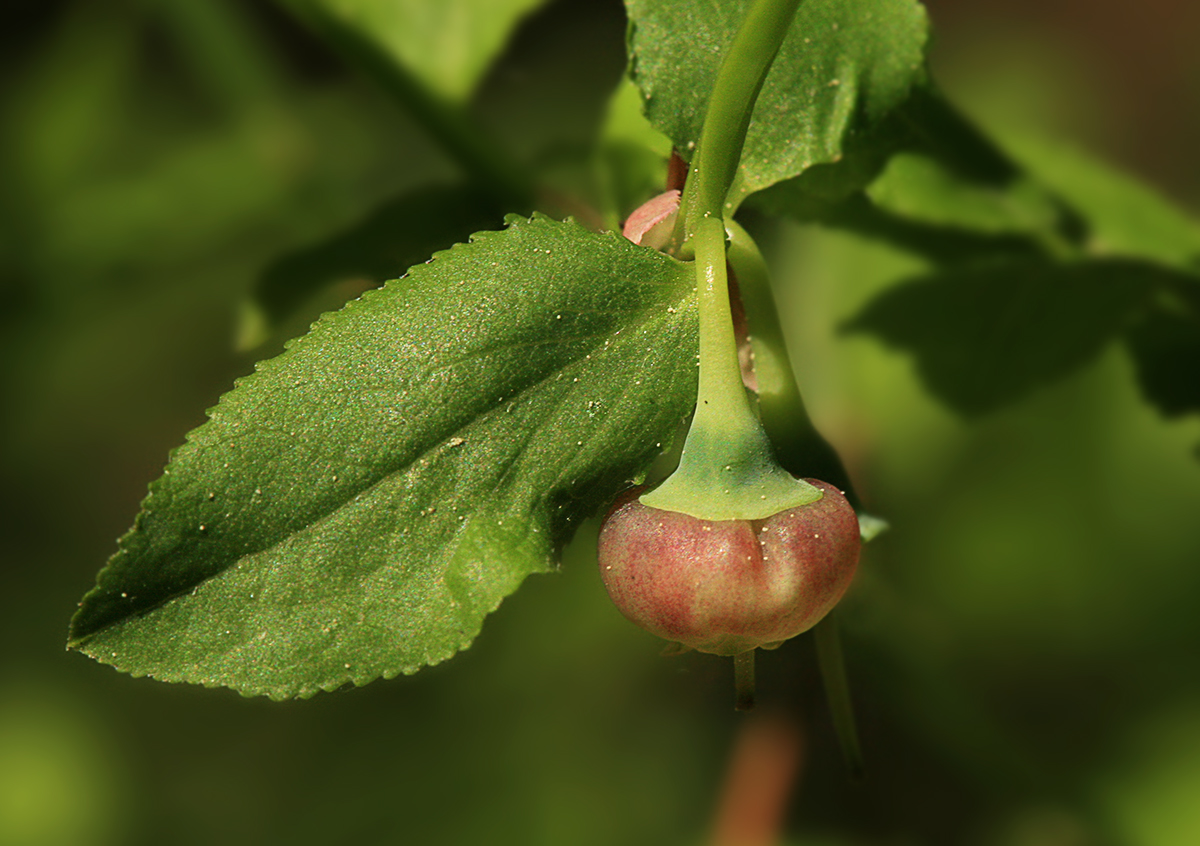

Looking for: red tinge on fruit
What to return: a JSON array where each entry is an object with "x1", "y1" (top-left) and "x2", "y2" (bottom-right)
[{"x1": 597, "y1": 480, "x2": 860, "y2": 655}]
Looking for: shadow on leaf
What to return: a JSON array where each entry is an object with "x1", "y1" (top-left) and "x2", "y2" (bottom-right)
[
  {"x1": 1125, "y1": 299, "x2": 1200, "y2": 419},
  {"x1": 842, "y1": 258, "x2": 1199, "y2": 416}
]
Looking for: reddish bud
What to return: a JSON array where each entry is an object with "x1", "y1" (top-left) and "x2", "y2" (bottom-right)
[{"x1": 622, "y1": 190, "x2": 681, "y2": 249}]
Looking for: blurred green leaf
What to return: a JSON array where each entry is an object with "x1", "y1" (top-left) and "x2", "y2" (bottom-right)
[
  {"x1": 1102, "y1": 706, "x2": 1200, "y2": 846},
  {"x1": 69, "y1": 215, "x2": 697, "y2": 699},
  {"x1": 844, "y1": 258, "x2": 1178, "y2": 415},
  {"x1": 249, "y1": 2, "x2": 636, "y2": 338},
  {"x1": 154, "y1": 0, "x2": 286, "y2": 112},
  {"x1": 4, "y1": 1, "x2": 140, "y2": 195},
  {"x1": 827, "y1": 134, "x2": 1200, "y2": 423},
  {"x1": 252, "y1": 182, "x2": 503, "y2": 330},
  {"x1": 1125, "y1": 300, "x2": 1200, "y2": 419},
  {"x1": 273, "y1": 0, "x2": 535, "y2": 209},
  {"x1": 626, "y1": 0, "x2": 929, "y2": 206},
  {"x1": 743, "y1": 90, "x2": 1084, "y2": 266},
  {"x1": 750, "y1": 180, "x2": 1059, "y2": 268},
  {"x1": 1007, "y1": 135, "x2": 1200, "y2": 269},
  {"x1": 602, "y1": 78, "x2": 673, "y2": 163},
  {"x1": 276, "y1": 0, "x2": 548, "y2": 104},
  {"x1": 865, "y1": 152, "x2": 1060, "y2": 240},
  {"x1": 748, "y1": 84, "x2": 1027, "y2": 214},
  {"x1": 592, "y1": 78, "x2": 673, "y2": 230},
  {"x1": 467, "y1": 0, "x2": 629, "y2": 224},
  {"x1": 41, "y1": 114, "x2": 305, "y2": 280}
]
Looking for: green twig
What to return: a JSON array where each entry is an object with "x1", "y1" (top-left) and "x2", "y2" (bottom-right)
[
  {"x1": 813, "y1": 613, "x2": 864, "y2": 778},
  {"x1": 734, "y1": 650, "x2": 757, "y2": 711}
]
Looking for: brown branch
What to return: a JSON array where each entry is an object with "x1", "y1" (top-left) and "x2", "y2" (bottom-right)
[{"x1": 709, "y1": 712, "x2": 804, "y2": 846}]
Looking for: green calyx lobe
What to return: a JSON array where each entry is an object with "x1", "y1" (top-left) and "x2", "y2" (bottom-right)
[
  {"x1": 641, "y1": 0, "x2": 820, "y2": 522},
  {"x1": 639, "y1": 218, "x2": 821, "y2": 521},
  {"x1": 638, "y1": 414, "x2": 823, "y2": 521}
]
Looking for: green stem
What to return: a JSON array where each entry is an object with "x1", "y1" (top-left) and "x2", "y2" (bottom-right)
[
  {"x1": 813, "y1": 613, "x2": 864, "y2": 779},
  {"x1": 641, "y1": 0, "x2": 816, "y2": 521},
  {"x1": 694, "y1": 216, "x2": 762, "y2": 454},
  {"x1": 685, "y1": 0, "x2": 803, "y2": 233},
  {"x1": 734, "y1": 649, "x2": 757, "y2": 711},
  {"x1": 641, "y1": 221, "x2": 820, "y2": 521},
  {"x1": 725, "y1": 220, "x2": 860, "y2": 506}
]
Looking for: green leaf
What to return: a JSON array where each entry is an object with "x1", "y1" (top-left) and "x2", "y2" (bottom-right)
[
  {"x1": 626, "y1": 0, "x2": 929, "y2": 206},
  {"x1": 280, "y1": 0, "x2": 549, "y2": 104},
  {"x1": 745, "y1": 94, "x2": 1083, "y2": 267},
  {"x1": 844, "y1": 258, "x2": 1175, "y2": 415},
  {"x1": 69, "y1": 215, "x2": 698, "y2": 699}
]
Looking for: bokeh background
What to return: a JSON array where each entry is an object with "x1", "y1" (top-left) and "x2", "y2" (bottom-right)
[{"x1": 2, "y1": 1, "x2": 1199, "y2": 844}]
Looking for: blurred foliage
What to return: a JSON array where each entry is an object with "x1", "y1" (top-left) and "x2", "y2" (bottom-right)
[
  {"x1": 2, "y1": 1, "x2": 1200, "y2": 845},
  {"x1": 843, "y1": 259, "x2": 1177, "y2": 416},
  {"x1": 276, "y1": 0, "x2": 550, "y2": 105}
]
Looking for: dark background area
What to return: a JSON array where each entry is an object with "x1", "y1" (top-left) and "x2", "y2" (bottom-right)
[{"x1": 1, "y1": 1, "x2": 1198, "y2": 844}]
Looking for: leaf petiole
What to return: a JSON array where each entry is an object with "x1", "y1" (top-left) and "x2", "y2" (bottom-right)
[{"x1": 679, "y1": 0, "x2": 804, "y2": 237}]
